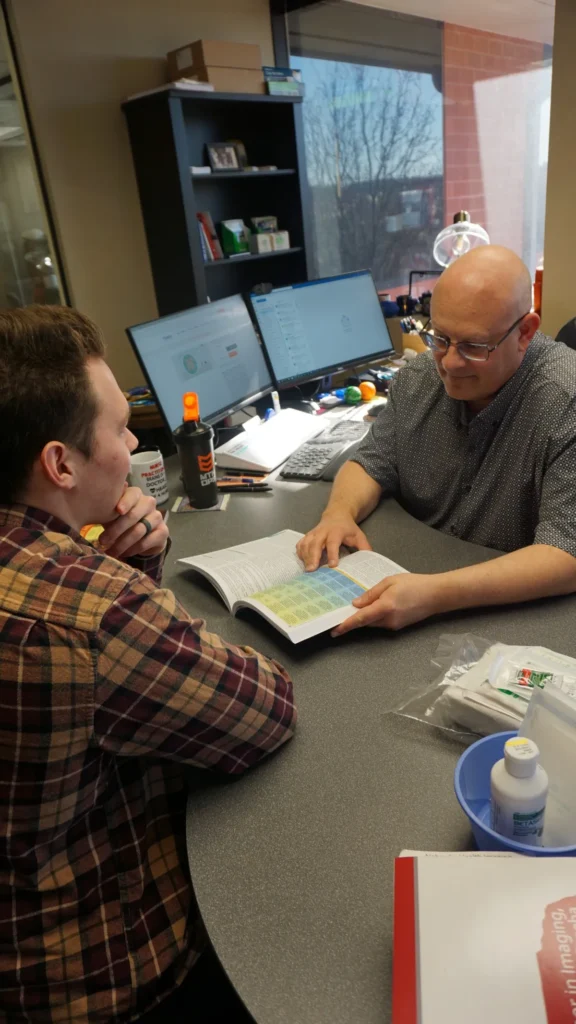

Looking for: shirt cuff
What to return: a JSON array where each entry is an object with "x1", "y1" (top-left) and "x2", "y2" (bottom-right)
[
  {"x1": 125, "y1": 537, "x2": 171, "y2": 584},
  {"x1": 534, "y1": 525, "x2": 576, "y2": 560}
]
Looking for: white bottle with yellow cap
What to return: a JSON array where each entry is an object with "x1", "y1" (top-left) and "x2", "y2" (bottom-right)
[{"x1": 490, "y1": 737, "x2": 549, "y2": 847}]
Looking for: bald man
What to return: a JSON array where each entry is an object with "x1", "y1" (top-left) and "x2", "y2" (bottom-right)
[{"x1": 297, "y1": 245, "x2": 576, "y2": 634}]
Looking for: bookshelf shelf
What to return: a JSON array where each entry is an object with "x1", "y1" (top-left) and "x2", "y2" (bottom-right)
[
  {"x1": 123, "y1": 91, "x2": 311, "y2": 313},
  {"x1": 193, "y1": 169, "x2": 297, "y2": 181},
  {"x1": 204, "y1": 246, "x2": 302, "y2": 268}
]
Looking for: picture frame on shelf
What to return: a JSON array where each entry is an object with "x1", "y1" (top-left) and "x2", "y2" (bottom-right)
[
  {"x1": 227, "y1": 139, "x2": 248, "y2": 168},
  {"x1": 206, "y1": 142, "x2": 240, "y2": 172}
]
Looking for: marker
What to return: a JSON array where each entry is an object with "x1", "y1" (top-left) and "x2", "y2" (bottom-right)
[{"x1": 272, "y1": 390, "x2": 281, "y2": 415}]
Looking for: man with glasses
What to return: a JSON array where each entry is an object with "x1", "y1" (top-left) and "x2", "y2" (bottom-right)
[{"x1": 297, "y1": 245, "x2": 576, "y2": 634}]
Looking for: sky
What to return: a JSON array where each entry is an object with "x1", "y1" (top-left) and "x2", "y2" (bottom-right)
[{"x1": 293, "y1": 54, "x2": 444, "y2": 186}]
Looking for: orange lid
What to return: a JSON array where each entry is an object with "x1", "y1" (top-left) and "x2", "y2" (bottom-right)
[{"x1": 183, "y1": 391, "x2": 200, "y2": 422}]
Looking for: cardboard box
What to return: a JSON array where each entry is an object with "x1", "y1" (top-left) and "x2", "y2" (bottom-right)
[
  {"x1": 192, "y1": 66, "x2": 265, "y2": 95},
  {"x1": 167, "y1": 38, "x2": 261, "y2": 80},
  {"x1": 271, "y1": 230, "x2": 290, "y2": 251},
  {"x1": 251, "y1": 233, "x2": 273, "y2": 254}
]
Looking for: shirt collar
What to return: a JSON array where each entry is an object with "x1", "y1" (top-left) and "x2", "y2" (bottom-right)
[
  {"x1": 0, "y1": 504, "x2": 86, "y2": 544},
  {"x1": 442, "y1": 332, "x2": 544, "y2": 430}
]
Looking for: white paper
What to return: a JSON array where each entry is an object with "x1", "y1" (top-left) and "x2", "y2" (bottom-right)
[
  {"x1": 337, "y1": 549, "x2": 407, "y2": 588},
  {"x1": 179, "y1": 530, "x2": 305, "y2": 608}
]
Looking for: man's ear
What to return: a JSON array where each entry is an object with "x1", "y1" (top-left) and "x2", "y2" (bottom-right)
[
  {"x1": 38, "y1": 441, "x2": 80, "y2": 492},
  {"x1": 519, "y1": 312, "x2": 540, "y2": 352}
]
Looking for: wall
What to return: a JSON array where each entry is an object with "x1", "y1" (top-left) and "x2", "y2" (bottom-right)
[
  {"x1": 443, "y1": 25, "x2": 545, "y2": 268},
  {"x1": 541, "y1": 0, "x2": 576, "y2": 338},
  {"x1": 6, "y1": 0, "x2": 274, "y2": 388}
]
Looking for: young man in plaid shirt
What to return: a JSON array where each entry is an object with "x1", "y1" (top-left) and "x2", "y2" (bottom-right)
[{"x1": 0, "y1": 306, "x2": 297, "y2": 1022}]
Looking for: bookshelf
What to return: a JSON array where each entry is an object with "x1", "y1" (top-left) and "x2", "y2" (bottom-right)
[{"x1": 122, "y1": 89, "x2": 312, "y2": 315}]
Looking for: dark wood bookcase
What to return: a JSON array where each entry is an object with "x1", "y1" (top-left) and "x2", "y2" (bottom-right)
[{"x1": 122, "y1": 89, "x2": 312, "y2": 316}]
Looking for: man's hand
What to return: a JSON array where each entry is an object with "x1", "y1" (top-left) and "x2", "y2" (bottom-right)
[
  {"x1": 296, "y1": 512, "x2": 372, "y2": 571},
  {"x1": 331, "y1": 573, "x2": 443, "y2": 635},
  {"x1": 98, "y1": 486, "x2": 169, "y2": 560}
]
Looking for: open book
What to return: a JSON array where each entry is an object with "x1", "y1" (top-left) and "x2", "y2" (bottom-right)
[{"x1": 178, "y1": 529, "x2": 406, "y2": 643}]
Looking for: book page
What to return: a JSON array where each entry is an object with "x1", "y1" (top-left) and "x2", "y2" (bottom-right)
[
  {"x1": 337, "y1": 549, "x2": 407, "y2": 588},
  {"x1": 239, "y1": 550, "x2": 408, "y2": 643},
  {"x1": 179, "y1": 530, "x2": 305, "y2": 608}
]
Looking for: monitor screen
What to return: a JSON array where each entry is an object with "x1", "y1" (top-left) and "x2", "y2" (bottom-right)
[
  {"x1": 126, "y1": 295, "x2": 273, "y2": 431},
  {"x1": 249, "y1": 270, "x2": 394, "y2": 387}
]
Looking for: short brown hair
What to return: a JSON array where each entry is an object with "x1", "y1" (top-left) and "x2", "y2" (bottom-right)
[{"x1": 0, "y1": 305, "x2": 106, "y2": 503}]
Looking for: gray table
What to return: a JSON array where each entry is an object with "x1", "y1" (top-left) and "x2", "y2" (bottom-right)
[{"x1": 162, "y1": 467, "x2": 576, "y2": 1023}]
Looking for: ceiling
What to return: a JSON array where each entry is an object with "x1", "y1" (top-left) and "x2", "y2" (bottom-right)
[{"x1": 348, "y1": 0, "x2": 555, "y2": 45}]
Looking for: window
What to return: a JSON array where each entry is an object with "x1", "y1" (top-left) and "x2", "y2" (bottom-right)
[
  {"x1": 287, "y1": 0, "x2": 554, "y2": 293},
  {"x1": 0, "y1": 9, "x2": 64, "y2": 307}
]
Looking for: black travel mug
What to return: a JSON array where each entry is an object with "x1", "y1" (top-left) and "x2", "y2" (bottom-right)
[{"x1": 173, "y1": 392, "x2": 219, "y2": 509}]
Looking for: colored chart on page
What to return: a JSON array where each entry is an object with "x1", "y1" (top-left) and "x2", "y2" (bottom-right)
[{"x1": 251, "y1": 565, "x2": 366, "y2": 626}]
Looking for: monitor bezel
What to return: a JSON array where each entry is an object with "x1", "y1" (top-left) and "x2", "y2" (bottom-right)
[
  {"x1": 125, "y1": 296, "x2": 274, "y2": 433},
  {"x1": 248, "y1": 270, "x2": 394, "y2": 390}
]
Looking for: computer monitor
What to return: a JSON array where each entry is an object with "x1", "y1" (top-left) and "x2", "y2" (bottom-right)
[
  {"x1": 249, "y1": 270, "x2": 394, "y2": 388},
  {"x1": 126, "y1": 294, "x2": 273, "y2": 431}
]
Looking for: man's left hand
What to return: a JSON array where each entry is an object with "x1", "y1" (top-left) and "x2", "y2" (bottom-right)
[
  {"x1": 331, "y1": 573, "x2": 443, "y2": 636},
  {"x1": 99, "y1": 486, "x2": 169, "y2": 560}
]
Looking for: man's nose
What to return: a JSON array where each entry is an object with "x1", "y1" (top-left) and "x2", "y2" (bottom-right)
[{"x1": 441, "y1": 342, "x2": 468, "y2": 371}]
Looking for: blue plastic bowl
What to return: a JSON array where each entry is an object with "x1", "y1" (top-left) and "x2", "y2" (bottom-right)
[{"x1": 454, "y1": 730, "x2": 576, "y2": 857}]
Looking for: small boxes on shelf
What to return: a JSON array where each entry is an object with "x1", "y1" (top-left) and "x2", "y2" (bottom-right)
[
  {"x1": 251, "y1": 234, "x2": 273, "y2": 255},
  {"x1": 167, "y1": 40, "x2": 264, "y2": 94}
]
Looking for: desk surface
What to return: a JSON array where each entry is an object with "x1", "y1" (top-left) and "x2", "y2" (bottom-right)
[{"x1": 161, "y1": 464, "x2": 576, "y2": 1024}]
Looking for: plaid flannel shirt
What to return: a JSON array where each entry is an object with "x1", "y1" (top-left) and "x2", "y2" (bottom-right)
[{"x1": 0, "y1": 505, "x2": 296, "y2": 1022}]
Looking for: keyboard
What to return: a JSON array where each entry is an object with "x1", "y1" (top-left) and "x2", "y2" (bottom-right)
[
  {"x1": 215, "y1": 408, "x2": 324, "y2": 472},
  {"x1": 279, "y1": 418, "x2": 369, "y2": 480}
]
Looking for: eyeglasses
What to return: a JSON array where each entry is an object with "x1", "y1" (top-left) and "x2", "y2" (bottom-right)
[{"x1": 419, "y1": 312, "x2": 531, "y2": 363}]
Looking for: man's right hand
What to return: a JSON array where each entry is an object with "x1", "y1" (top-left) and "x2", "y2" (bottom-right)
[{"x1": 296, "y1": 512, "x2": 372, "y2": 571}]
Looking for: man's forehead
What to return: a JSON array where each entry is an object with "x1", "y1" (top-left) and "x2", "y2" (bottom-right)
[
  {"x1": 430, "y1": 302, "x2": 515, "y2": 337},
  {"x1": 87, "y1": 357, "x2": 126, "y2": 413}
]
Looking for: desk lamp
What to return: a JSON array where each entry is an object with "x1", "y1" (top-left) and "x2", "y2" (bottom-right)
[{"x1": 433, "y1": 211, "x2": 490, "y2": 267}]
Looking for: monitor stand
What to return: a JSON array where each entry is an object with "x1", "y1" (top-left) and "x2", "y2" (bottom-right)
[{"x1": 272, "y1": 381, "x2": 325, "y2": 416}]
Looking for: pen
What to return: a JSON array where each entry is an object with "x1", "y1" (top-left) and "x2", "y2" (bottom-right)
[
  {"x1": 218, "y1": 485, "x2": 273, "y2": 493},
  {"x1": 218, "y1": 476, "x2": 267, "y2": 484}
]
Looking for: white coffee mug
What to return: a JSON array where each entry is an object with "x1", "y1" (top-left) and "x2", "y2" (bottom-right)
[{"x1": 129, "y1": 448, "x2": 169, "y2": 505}]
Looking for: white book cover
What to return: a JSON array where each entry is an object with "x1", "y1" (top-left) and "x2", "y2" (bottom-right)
[{"x1": 393, "y1": 853, "x2": 576, "y2": 1023}]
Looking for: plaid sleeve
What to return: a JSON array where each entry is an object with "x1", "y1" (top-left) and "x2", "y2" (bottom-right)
[
  {"x1": 124, "y1": 537, "x2": 171, "y2": 585},
  {"x1": 94, "y1": 571, "x2": 297, "y2": 774}
]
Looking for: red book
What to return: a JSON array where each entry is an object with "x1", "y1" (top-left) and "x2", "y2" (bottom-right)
[
  {"x1": 392, "y1": 852, "x2": 576, "y2": 1023},
  {"x1": 197, "y1": 211, "x2": 223, "y2": 260}
]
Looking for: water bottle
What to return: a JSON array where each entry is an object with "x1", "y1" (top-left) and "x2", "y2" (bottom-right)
[{"x1": 173, "y1": 392, "x2": 218, "y2": 508}]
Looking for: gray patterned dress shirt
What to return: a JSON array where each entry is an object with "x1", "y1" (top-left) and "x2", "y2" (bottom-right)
[{"x1": 352, "y1": 333, "x2": 576, "y2": 554}]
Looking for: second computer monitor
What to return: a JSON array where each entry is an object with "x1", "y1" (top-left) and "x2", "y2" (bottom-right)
[{"x1": 250, "y1": 270, "x2": 394, "y2": 388}]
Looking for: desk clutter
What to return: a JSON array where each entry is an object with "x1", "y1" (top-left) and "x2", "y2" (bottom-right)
[
  {"x1": 125, "y1": 271, "x2": 398, "y2": 478},
  {"x1": 391, "y1": 634, "x2": 576, "y2": 853}
]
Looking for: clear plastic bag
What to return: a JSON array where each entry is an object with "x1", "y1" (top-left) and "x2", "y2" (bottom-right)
[
  {"x1": 391, "y1": 634, "x2": 521, "y2": 739},
  {"x1": 392, "y1": 633, "x2": 576, "y2": 740}
]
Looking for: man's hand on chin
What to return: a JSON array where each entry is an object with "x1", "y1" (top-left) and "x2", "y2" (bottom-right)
[
  {"x1": 331, "y1": 573, "x2": 444, "y2": 636},
  {"x1": 98, "y1": 486, "x2": 169, "y2": 560}
]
